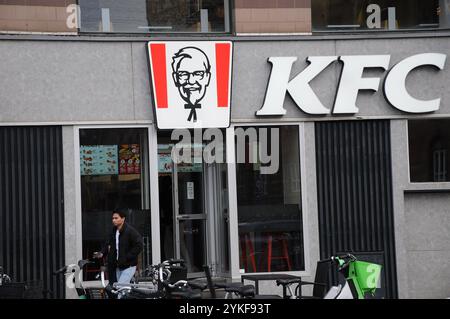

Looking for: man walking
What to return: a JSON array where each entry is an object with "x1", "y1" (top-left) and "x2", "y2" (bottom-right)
[{"x1": 94, "y1": 210, "x2": 143, "y2": 286}]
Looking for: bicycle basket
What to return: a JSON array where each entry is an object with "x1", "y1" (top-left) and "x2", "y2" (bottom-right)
[
  {"x1": 350, "y1": 261, "x2": 382, "y2": 294},
  {"x1": 168, "y1": 265, "x2": 187, "y2": 284}
]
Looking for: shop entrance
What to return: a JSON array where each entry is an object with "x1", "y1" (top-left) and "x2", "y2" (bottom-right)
[{"x1": 158, "y1": 132, "x2": 229, "y2": 277}]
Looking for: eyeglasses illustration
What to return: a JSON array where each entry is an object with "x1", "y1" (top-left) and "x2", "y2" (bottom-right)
[{"x1": 176, "y1": 70, "x2": 207, "y2": 82}]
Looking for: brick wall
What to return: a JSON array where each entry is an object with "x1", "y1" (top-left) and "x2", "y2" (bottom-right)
[
  {"x1": 234, "y1": 0, "x2": 311, "y2": 33},
  {"x1": 0, "y1": 0, "x2": 76, "y2": 33}
]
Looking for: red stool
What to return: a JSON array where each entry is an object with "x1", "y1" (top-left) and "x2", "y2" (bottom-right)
[
  {"x1": 240, "y1": 233, "x2": 257, "y2": 272},
  {"x1": 266, "y1": 232, "x2": 291, "y2": 272}
]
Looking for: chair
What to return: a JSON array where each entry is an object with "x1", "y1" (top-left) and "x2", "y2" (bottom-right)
[
  {"x1": 298, "y1": 259, "x2": 331, "y2": 298},
  {"x1": 265, "y1": 232, "x2": 292, "y2": 272},
  {"x1": 239, "y1": 233, "x2": 257, "y2": 272},
  {"x1": 276, "y1": 259, "x2": 331, "y2": 299}
]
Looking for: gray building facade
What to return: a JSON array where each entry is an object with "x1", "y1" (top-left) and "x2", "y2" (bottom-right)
[{"x1": 1, "y1": 32, "x2": 449, "y2": 299}]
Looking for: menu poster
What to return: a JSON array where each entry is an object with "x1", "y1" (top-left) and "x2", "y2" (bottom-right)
[
  {"x1": 158, "y1": 153, "x2": 173, "y2": 173},
  {"x1": 119, "y1": 144, "x2": 141, "y2": 174},
  {"x1": 80, "y1": 145, "x2": 118, "y2": 176}
]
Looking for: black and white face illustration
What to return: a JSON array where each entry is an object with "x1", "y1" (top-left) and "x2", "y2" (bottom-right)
[{"x1": 172, "y1": 47, "x2": 211, "y2": 106}]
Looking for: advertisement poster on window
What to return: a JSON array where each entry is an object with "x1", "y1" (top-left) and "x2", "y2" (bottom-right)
[
  {"x1": 157, "y1": 154, "x2": 202, "y2": 173},
  {"x1": 80, "y1": 145, "x2": 118, "y2": 175},
  {"x1": 119, "y1": 144, "x2": 141, "y2": 174},
  {"x1": 158, "y1": 153, "x2": 173, "y2": 173}
]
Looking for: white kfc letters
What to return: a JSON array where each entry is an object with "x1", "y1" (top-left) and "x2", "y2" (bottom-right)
[{"x1": 256, "y1": 53, "x2": 447, "y2": 116}]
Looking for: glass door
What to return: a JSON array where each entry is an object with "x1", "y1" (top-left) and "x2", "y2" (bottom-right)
[
  {"x1": 174, "y1": 155, "x2": 207, "y2": 275},
  {"x1": 158, "y1": 131, "x2": 230, "y2": 278},
  {"x1": 158, "y1": 140, "x2": 207, "y2": 276}
]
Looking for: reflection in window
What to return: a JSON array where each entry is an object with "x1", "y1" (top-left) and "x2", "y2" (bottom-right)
[
  {"x1": 0, "y1": 0, "x2": 77, "y2": 33},
  {"x1": 409, "y1": 119, "x2": 450, "y2": 182},
  {"x1": 80, "y1": 128, "x2": 151, "y2": 280},
  {"x1": 312, "y1": 0, "x2": 445, "y2": 31},
  {"x1": 79, "y1": 0, "x2": 228, "y2": 33},
  {"x1": 236, "y1": 126, "x2": 305, "y2": 273}
]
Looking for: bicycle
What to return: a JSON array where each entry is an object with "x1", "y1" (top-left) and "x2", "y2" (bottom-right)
[
  {"x1": 109, "y1": 259, "x2": 206, "y2": 299},
  {"x1": 0, "y1": 266, "x2": 12, "y2": 286},
  {"x1": 276, "y1": 254, "x2": 382, "y2": 299},
  {"x1": 54, "y1": 259, "x2": 107, "y2": 299},
  {"x1": 0, "y1": 267, "x2": 44, "y2": 299}
]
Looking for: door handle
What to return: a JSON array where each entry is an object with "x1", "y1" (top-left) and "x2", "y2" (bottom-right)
[
  {"x1": 182, "y1": 227, "x2": 199, "y2": 235},
  {"x1": 177, "y1": 215, "x2": 196, "y2": 220},
  {"x1": 176, "y1": 214, "x2": 206, "y2": 220}
]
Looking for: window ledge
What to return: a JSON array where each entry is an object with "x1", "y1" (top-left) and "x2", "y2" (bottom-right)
[
  {"x1": 0, "y1": 31, "x2": 77, "y2": 36},
  {"x1": 236, "y1": 32, "x2": 312, "y2": 36},
  {"x1": 404, "y1": 182, "x2": 450, "y2": 193},
  {"x1": 2, "y1": 30, "x2": 450, "y2": 42}
]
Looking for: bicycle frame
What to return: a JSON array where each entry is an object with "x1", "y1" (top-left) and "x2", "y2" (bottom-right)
[{"x1": 54, "y1": 260, "x2": 107, "y2": 299}]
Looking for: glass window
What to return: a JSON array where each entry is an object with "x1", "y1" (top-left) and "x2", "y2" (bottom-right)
[
  {"x1": 409, "y1": 119, "x2": 450, "y2": 183},
  {"x1": 234, "y1": 1, "x2": 312, "y2": 34},
  {"x1": 78, "y1": 0, "x2": 228, "y2": 33},
  {"x1": 0, "y1": 0, "x2": 77, "y2": 33},
  {"x1": 80, "y1": 128, "x2": 151, "y2": 280},
  {"x1": 235, "y1": 126, "x2": 305, "y2": 273},
  {"x1": 312, "y1": 0, "x2": 446, "y2": 32}
]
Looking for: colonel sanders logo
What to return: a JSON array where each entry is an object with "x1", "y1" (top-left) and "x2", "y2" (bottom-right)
[
  {"x1": 171, "y1": 47, "x2": 211, "y2": 122},
  {"x1": 148, "y1": 41, "x2": 232, "y2": 129}
]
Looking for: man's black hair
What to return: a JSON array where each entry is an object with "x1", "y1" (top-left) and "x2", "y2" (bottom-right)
[{"x1": 112, "y1": 210, "x2": 126, "y2": 219}]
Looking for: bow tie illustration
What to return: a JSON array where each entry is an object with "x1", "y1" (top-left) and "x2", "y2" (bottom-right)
[{"x1": 184, "y1": 103, "x2": 202, "y2": 122}]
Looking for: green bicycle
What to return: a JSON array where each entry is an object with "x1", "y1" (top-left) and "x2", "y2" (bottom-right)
[
  {"x1": 277, "y1": 254, "x2": 382, "y2": 299},
  {"x1": 326, "y1": 254, "x2": 382, "y2": 299}
]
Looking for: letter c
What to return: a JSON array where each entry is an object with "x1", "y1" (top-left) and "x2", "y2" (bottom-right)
[{"x1": 384, "y1": 53, "x2": 447, "y2": 113}]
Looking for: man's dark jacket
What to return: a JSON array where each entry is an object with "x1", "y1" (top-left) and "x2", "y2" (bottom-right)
[{"x1": 102, "y1": 223, "x2": 143, "y2": 270}]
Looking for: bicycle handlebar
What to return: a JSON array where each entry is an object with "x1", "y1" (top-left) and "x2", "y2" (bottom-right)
[
  {"x1": 320, "y1": 254, "x2": 357, "y2": 263},
  {"x1": 167, "y1": 259, "x2": 184, "y2": 265},
  {"x1": 53, "y1": 266, "x2": 67, "y2": 275},
  {"x1": 78, "y1": 259, "x2": 95, "y2": 269},
  {"x1": 158, "y1": 259, "x2": 185, "y2": 267}
]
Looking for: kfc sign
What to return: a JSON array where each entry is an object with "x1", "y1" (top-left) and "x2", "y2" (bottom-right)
[
  {"x1": 256, "y1": 53, "x2": 447, "y2": 116},
  {"x1": 148, "y1": 41, "x2": 232, "y2": 129}
]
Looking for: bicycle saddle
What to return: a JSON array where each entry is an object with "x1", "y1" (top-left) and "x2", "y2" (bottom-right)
[
  {"x1": 276, "y1": 278, "x2": 303, "y2": 286},
  {"x1": 187, "y1": 281, "x2": 208, "y2": 291},
  {"x1": 222, "y1": 284, "x2": 255, "y2": 297},
  {"x1": 215, "y1": 282, "x2": 244, "y2": 289},
  {"x1": 135, "y1": 276, "x2": 155, "y2": 283},
  {"x1": 170, "y1": 289, "x2": 202, "y2": 299},
  {"x1": 131, "y1": 288, "x2": 157, "y2": 297},
  {"x1": 240, "y1": 285, "x2": 255, "y2": 297}
]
